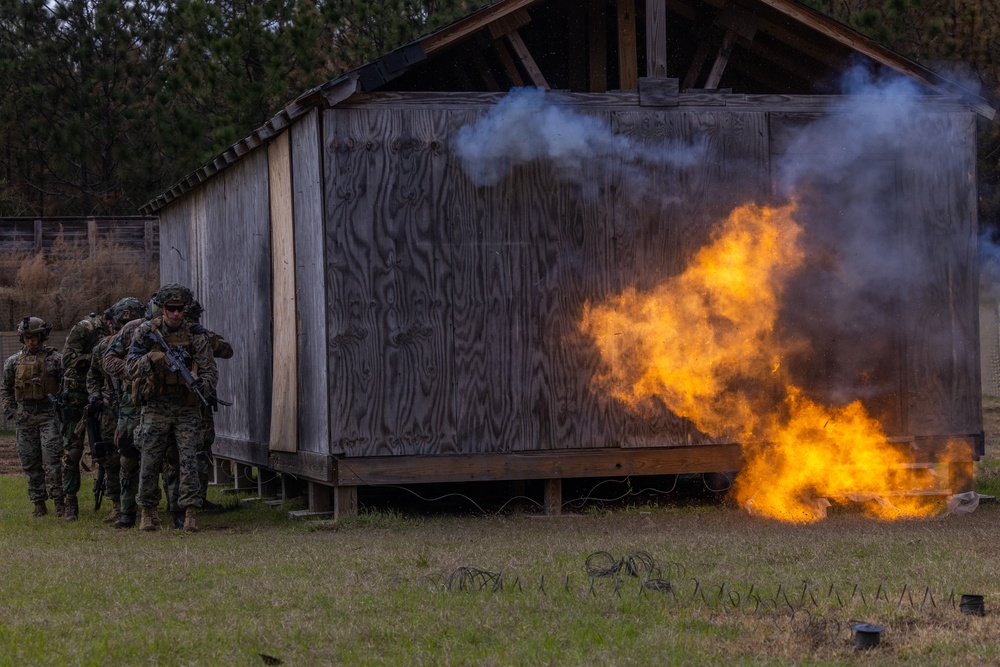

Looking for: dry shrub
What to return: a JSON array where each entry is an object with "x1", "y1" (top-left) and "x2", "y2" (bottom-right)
[{"x1": 0, "y1": 234, "x2": 159, "y2": 330}]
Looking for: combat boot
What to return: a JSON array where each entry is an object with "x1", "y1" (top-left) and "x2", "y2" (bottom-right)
[
  {"x1": 32, "y1": 501, "x2": 47, "y2": 517},
  {"x1": 103, "y1": 500, "x2": 122, "y2": 523},
  {"x1": 54, "y1": 497, "x2": 65, "y2": 516},
  {"x1": 183, "y1": 506, "x2": 197, "y2": 533},
  {"x1": 113, "y1": 513, "x2": 135, "y2": 529},
  {"x1": 64, "y1": 495, "x2": 79, "y2": 522},
  {"x1": 139, "y1": 506, "x2": 158, "y2": 532}
]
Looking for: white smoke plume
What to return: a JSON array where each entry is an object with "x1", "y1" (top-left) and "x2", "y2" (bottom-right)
[{"x1": 451, "y1": 86, "x2": 705, "y2": 192}]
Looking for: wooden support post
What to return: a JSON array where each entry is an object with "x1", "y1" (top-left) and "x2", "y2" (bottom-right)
[
  {"x1": 544, "y1": 479, "x2": 562, "y2": 516},
  {"x1": 489, "y1": 9, "x2": 548, "y2": 89},
  {"x1": 232, "y1": 462, "x2": 255, "y2": 491},
  {"x1": 588, "y1": 0, "x2": 607, "y2": 92},
  {"x1": 617, "y1": 0, "x2": 638, "y2": 90},
  {"x1": 493, "y1": 38, "x2": 525, "y2": 87},
  {"x1": 307, "y1": 481, "x2": 331, "y2": 513},
  {"x1": 87, "y1": 218, "x2": 97, "y2": 257},
  {"x1": 258, "y1": 469, "x2": 282, "y2": 499},
  {"x1": 646, "y1": 0, "x2": 667, "y2": 77},
  {"x1": 281, "y1": 474, "x2": 302, "y2": 502},
  {"x1": 505, "y1": 31, "x2": 549, "y2": 89},
  {"x1": 211, "y1": 458, "x2": 234, "y2": 486},
  {"x1": 703, "y1": 29, "x2": 737, "y2": 89},
  {"x1": 334, "y1": 485, "x2": 358, "y2": 519},
  {"x1": 33, "y1": 219, "x2": 42, "y2": 254}
]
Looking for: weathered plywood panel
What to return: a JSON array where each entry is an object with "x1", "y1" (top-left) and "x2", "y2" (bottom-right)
[
  {"x1": 159, "y1": 196, "x2": 193, "y2": 284},
  {"x1": 902, "y1": 112, "x2": 981, "y2": 437},
  {"x1": 446, "y1": 110, "x2": 521, "y2": 454},
  {"x1": 325, "y1": 108, "x2": 454, "y2": 457},
  {"x1": 268, "y1": 132, "x2": 298, "y2": 453},
  {"x1": 202, "y1": 149, "x2": 272, "y2": 454},
  {"x1": 613, "y1": 110, "x2": 771, "y2": 447},
  {"x1": 291, "y1": 109, "x2": 330, "y2": 455}
]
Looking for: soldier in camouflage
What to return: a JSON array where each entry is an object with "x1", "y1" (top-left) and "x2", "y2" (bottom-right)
[
  {"x1": 162, "y1": 299, "x2": 234, "y2": 522},
  {"x1": 126, "y1": 283, "x2": 217, "y2": 532},
  {"x1": 102, "y1": 302, "x2": 151, "y2": 529},
  {"x1": 60, "y1": 309, "x2": 111, "y2": 521},
  {"x1": 87, "y1": 296, "x2": 144, "y2": 523},
  {"x1": 0, "y1": 317, "x2": 66, "y2": 516}
]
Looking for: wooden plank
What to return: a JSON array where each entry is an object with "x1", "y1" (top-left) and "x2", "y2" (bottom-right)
[
  {"x1": 202, "y1": 149, "x2": 273, "y2": 452},
  {"x1": 307, "y1": 481, "x2": 331, "y2": 512},
  {"x1": 334, "y1": 444, "x2": 745, "y2": 486},
  {"x1": 639, "y1": 77, "x2": 679, "y2": 106},
  {"x1": 544, "y1": 478, "x2": 562, "y2": 515},
  {"x1": 158, "y1": 196, "x2": 193, "y2": 284},
  {"x1": 616, "y1": 0, "x2": 638, "y2": 90},
  {"x1": 267, "y1": 131, "x2": 298, "y2": 453},
  {"x1": 704, "y1": 29, "x2": 737, "y2": 89},
  {"x1": 291, "y1": 109, "x2": 330, "y2": 456},
  {"x1": 419, "y1": 0, "x2": 542, "y2": 55},
  {"x1": 491, "y1": 36, "x2": 525, "y2": 87},
  {"x1": 587, "y1": 0, "x2": 607, "y2": 93},
  {"x1": 487, "y1": 7, "x2": 532, "y2": 39},
  {"x1": 269, "y1": 450, "x2": 333, "y2": 482},
  {"x1": 505, "y1": 30, "x2": 549, "y2": 89},
  {"x1": 334, "y1": 486, "x2": 358, "y2": 518},
  {"x1": 646, "y1": 0, "x2": 667, "y2": 77}
]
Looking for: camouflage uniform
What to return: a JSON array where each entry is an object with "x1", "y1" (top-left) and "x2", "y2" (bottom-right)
[
  {"x1": 102, "y1": 318, "x2": 146, "y2": 528},
  {"x1": 0, "y1": 318, "x2": 65, "y2": 515},
  {"x1": 126, "y1": 286, "x2": 217, "y2": 532},
  {"x1": 162, "y1": 312, "x2": 233, "y2": 515},
  {"x1": 86, "y1": 334, "x2": 122, "y2": 519},
  {"x1": 60, "y1": 312, "x2": 110, "y2": 520}
]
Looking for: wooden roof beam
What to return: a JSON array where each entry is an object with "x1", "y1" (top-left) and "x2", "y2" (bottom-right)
[
  {"x1": 488, "y1": 8, "x2": 548, "y2": 89},
  {"x1": 704, "y1": 3, "x2": 758, "y2": 89},
  {"x1": 419, "y1": 0, "x2": 543, "y2": 55},
  {"x1": 617, "y1": 0, "x2": 638, "y2": 90},
  {"x1": 646, "y1": 0, "x2": 668, "y2": 78}
]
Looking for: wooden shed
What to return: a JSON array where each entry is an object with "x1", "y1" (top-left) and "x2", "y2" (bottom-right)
[{"x1": 142, "y1": 0, "x2": 995, "y2": 517}]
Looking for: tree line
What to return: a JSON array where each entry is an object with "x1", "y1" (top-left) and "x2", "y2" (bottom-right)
[
  {"x1": 0, "y1": 0, "x2": 482, "y2": 216},
  {"x1": 1, "y1": 0, "x2": 997, "y2": 228}
]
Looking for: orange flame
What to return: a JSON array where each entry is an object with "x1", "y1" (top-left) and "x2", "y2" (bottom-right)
[{"x1": 580, "y1": 201, "x2": 952, "y2": 523}]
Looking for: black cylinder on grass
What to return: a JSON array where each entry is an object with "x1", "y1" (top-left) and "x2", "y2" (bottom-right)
[
  {"x1": 851, "y1": 623, "x2": 884, "y2": 650},
  {"x1": 960, "y1": 594, "x2": 985, "y2": 616}
]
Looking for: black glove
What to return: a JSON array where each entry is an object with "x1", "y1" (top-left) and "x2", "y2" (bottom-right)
[
  {"x1": 191, "y1": 378, "x2": 205, "y2": 393},
  {"x1": 190, "y1": 324, "x2": 207, "y2": 335}
]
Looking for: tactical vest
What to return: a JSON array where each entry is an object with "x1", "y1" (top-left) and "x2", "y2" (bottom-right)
[
  {"x1": 146, "y1": 320, "x2": 199, "y2": 404},
  {"x1": 13, "y1": 349, "x2": 60, "y2": 401}
]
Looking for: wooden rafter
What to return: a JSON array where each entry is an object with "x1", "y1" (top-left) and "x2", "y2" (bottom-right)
[
  {"x1": 646, "y1": 0, "x2": 668, "y2": 78},
  {"x1": 488, "y1": 8, "x2": 549, "y2": 89},
  {"x1": 617, "y1": 0, "x2": 638, "y2": 90}
]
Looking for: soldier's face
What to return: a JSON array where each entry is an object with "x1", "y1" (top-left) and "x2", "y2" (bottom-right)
[
  {"x1": 23, "y1": 333, "x2": 41, "y2": 352},
  {"x1": 163, "y1": 301, "x2": 186, "y2": 328}
]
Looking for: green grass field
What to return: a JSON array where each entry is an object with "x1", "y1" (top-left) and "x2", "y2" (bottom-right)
[{"x1": 1, "y1": 467, "x2": 999, "y2": 666}]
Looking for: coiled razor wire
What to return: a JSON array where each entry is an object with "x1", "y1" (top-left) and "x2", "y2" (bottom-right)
[{"x1": 430, "y1": 551, "x2": 984, "y2": 646}]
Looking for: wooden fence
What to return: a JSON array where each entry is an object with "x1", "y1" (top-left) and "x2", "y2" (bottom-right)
[{"x1": 0, "y1": 216, "x2": 158, "y2": 263}]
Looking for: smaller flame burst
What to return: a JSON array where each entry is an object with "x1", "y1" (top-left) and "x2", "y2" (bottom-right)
[{"x1": 580, "y1": 201, "x2": 966, "y2": 523}]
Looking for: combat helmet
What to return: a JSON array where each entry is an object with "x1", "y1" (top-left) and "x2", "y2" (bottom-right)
[
  {"x1": 152, "y1": 283, "x2": 194, "y2": 307},
  {"x1": 111, "y1": 296, "x2": 144, "y2": 325},
  {"x1": 17, "y1": 316, "x2": 52, "y2": 343}
]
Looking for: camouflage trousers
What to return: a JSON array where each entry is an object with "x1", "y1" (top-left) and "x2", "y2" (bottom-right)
[
  {"x1": 60, "y1": 404, "x2": 86, "y2": 496},
  {"x1": 14, "y1": 404, "x2": 64, "y2": 503},
  {"x1": 163, "y1": 413, "x2": 215, "y2": 509},
  {"x1": 135, "y1": 400, "x2": 204, "y2": 510},
  {"x1": 116, "y1": 410, "x2": 141, "y2": 517}
]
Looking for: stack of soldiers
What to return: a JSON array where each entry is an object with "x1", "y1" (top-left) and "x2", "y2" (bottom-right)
[{"x1": 1, "y1": 283, "x2": 230, "y2": 533}]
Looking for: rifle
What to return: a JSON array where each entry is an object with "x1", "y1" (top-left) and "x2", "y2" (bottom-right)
[
  {"x1": 145, "y1": 328, "x2": 230, "y2": 411},
  {"x1": 84, "y1": 398, "x2": 111, "y2": 511}
]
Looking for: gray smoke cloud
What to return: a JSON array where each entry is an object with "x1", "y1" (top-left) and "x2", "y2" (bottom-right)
[{"x1": 451, "y1": 86, "x2": 705, "y2": 194}]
